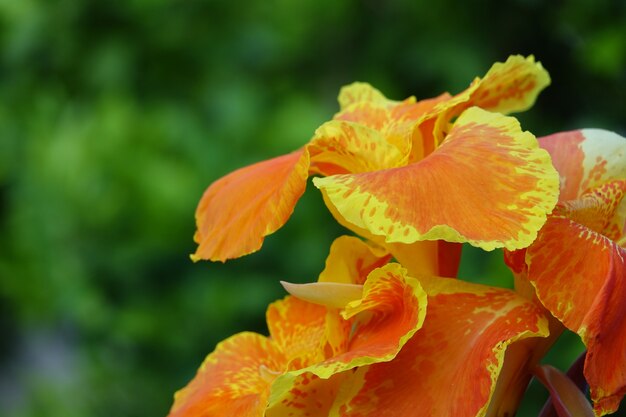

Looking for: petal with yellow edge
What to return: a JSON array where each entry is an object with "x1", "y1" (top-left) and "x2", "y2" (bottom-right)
[
  {"x1": 539, "y1": 129, "x2": 626, "y2": 200},
  {"x1": 167, "y1": 332, "x2": 286, "y2": 417},
  {"x1": 526, "y1": 186, "x2": 626, "y2": 415},
  {"x1": 314, "y1": 107, "x2": 559, "y2": 251},
  {"x1": 272, "y1": 264, "x2": 427, "y2": 417},
  {"x1": 283, "y1": 264, "x2": 427, "y2": 377},
  {"x1": 330, "y1": 277, "x2": 550, "y2": 417},
  {"x1": 410, "y1": 55, "x2": 551, "y2": 159},
  {"x1": 192, "y1": 149, "x2": 310, "y2": 262},
  {"x1": 466, "y1": 54, "x2": 551, "y2": 115}
]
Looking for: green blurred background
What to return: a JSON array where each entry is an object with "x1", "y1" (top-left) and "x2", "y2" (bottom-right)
[{"x1": 0, "y1": 0, "x2": 624, "y2": 416}]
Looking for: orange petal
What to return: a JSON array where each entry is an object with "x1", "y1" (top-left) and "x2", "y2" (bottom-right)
[
  {"x1": 334, "y1": 100, "x2": 392, "y2": 132},
  {"x1": 314, "y1": 107, "x2": 559, "y2": 251},
  {"x1": 168, "y1": 332, "x2": 285, "y2": 417},
  {"x1": 331, "y1": 277, "x2": 550, "y2": 417},
  {"x1": 192, "y1": 149, "x2": 310, "y2": 262},
  {"x1": 527, "y1": 216, "x2": 626, "y2": 415},
  {"x1": 467, "y1": 54, "x2": 551, "y2": 115},
  {"x1": 539, "y1": 129, "x2": 626, "y2": 200},
  {"x1": 318, "y1": 235, "x2": 391, "y2": 285},
  {"x1": 410, "y1": 55, "x2": 550, "y2": 160},
  {"x1": 308, "y1": 120, "x2": 406, "y2": 176},
  {"x1": 266, "y1": 372, "x2": 346, "y2": 417},
  {"x1": 284, "y1": 263, "x2": 427, "y2": 380}
]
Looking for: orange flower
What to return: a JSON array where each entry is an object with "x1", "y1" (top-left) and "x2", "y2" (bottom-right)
[
  {"x1": 169, "y1": 237, "x2": 550, "y2": 417},
  {"x1": 192, "y1": 55, "x2": 558, "y2": 265},
  {"x1": 167, "y1": 262, "x2": 428, "y2": 417},
  {"x1": 506, "y1": 129, "x2": 626, "y2": 416}
]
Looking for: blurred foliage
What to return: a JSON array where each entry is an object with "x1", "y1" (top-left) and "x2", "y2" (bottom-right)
[{"x1": 0, "y1": 0, "x2": 624, "y2": 416}]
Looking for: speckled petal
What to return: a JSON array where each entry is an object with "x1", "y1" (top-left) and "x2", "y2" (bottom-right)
[
  {"x1": 527, "y1": 215, "x2": 626, "y2": 415},
  {"x1": 267, "y1": 296, "x2": 336, "y2": 369},
  {"x1": 314, "y1": 107, "x2": 559, "y2": 251},
  {"x1": 467, "y1": 54, "x2": 551, "y2": 115},
  {"x1": 168, "y1": 332, "x2": 286, "y2": 417}
]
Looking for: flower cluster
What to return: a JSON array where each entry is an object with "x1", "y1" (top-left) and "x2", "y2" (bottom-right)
[{"x1": 169, "y1": 56, "x2": 626, "y2": 417}]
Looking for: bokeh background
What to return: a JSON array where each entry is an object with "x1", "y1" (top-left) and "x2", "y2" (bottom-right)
[{"x1": 1, "y1": 1, "x2": 625, "y2": 416}]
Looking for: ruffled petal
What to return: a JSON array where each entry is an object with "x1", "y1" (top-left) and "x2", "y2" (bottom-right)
[
  {"x1": 314, "y1": 107, "x2": 559, "y2": 251},
  {"x1": 539, "y1": 129, "x2": 626, "y2": 201},
  {"x1": 467, "y1": 54, "x2": 551, "y2": 115},
  {"x1": 284, "y1": 264, "x2": 427, "y2": 378},
  {"x1": 330, "y1": 277, "x2": 550, "y2": 417},
  {"x1": 168, "y1": 332, "x2": 286, "y2": 417},
  {"x1": 192, "y1": 149, "x2": 310, "y2": 262},
  {"x1": 527, "y1": 215, "x2": 626, "y2": 416},
  {"x1": 274, "y1": 264, "x2": 427, "y2": 416},
  {"x1": 410, "y1": 55, "x2": 550, "y2": 160},
  {"x1": 339, "y1": 264, "x2": 427, "y2": 367}
]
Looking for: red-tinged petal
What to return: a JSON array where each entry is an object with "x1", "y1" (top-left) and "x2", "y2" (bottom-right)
[
  {"x1": 318, "y1": 236, "x2": 391, "y2": 285},
  {"x1": 308, "y1": 121, "x2": 406, "y2": 176},
  {"x1": 539, "y1": 129, "x2": 626, "y2": 200},
  {"x1": 527, "y1": 217, "x2": 626, "y2": 415},
  {"x1": 267, "y1": 296, "x2": 333, "y2": 369},
  {"x1": 385, "y1": 240, "x2": 463, "y2": 278},
  {"x1": 534, "y1": 364, "x2": 595, "y2": 417},
  {"x1": 438, "y1": 241, "x2": 463, "y2": 278},
  {"x1": 314, "y1": 107, "x2": 559, "y2": 251},
  {"x1": 168, "y1": 332, "x2": 286, "y2": 417},
  {"x1": 192, "y1": 149, "x2": 310, "y2": 262},
  {"x1": 330, "y1": 277, "x2": 550, "y2": 417}
]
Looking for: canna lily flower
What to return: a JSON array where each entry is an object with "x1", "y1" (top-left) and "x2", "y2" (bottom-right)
[
  {"x1": 283, "y1": 236, "x2": 551, "y2": 417},
  {"x1": 169, "y1": 237, "x2": 551, "y2": 417},
  {"x1": 192, "y1": 55, "x2": 558, "y2": 267},
  {"x1": 168, "y1": 262, "x2": 428, "y2": 417},
  {"x1": 506, "y1": 129, "x2": 626, "y2": 416}
]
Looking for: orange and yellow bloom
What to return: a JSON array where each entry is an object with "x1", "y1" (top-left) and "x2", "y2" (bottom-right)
[
  {"x1": 192, "y1": 55, "x2": 557, "y2": 264},
  {"x1": 170, "y1": 56, "x2": 626, "y2": 417},
  {"x1": 507, "y1": 129, "x2": 626, "y2": 416}
]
